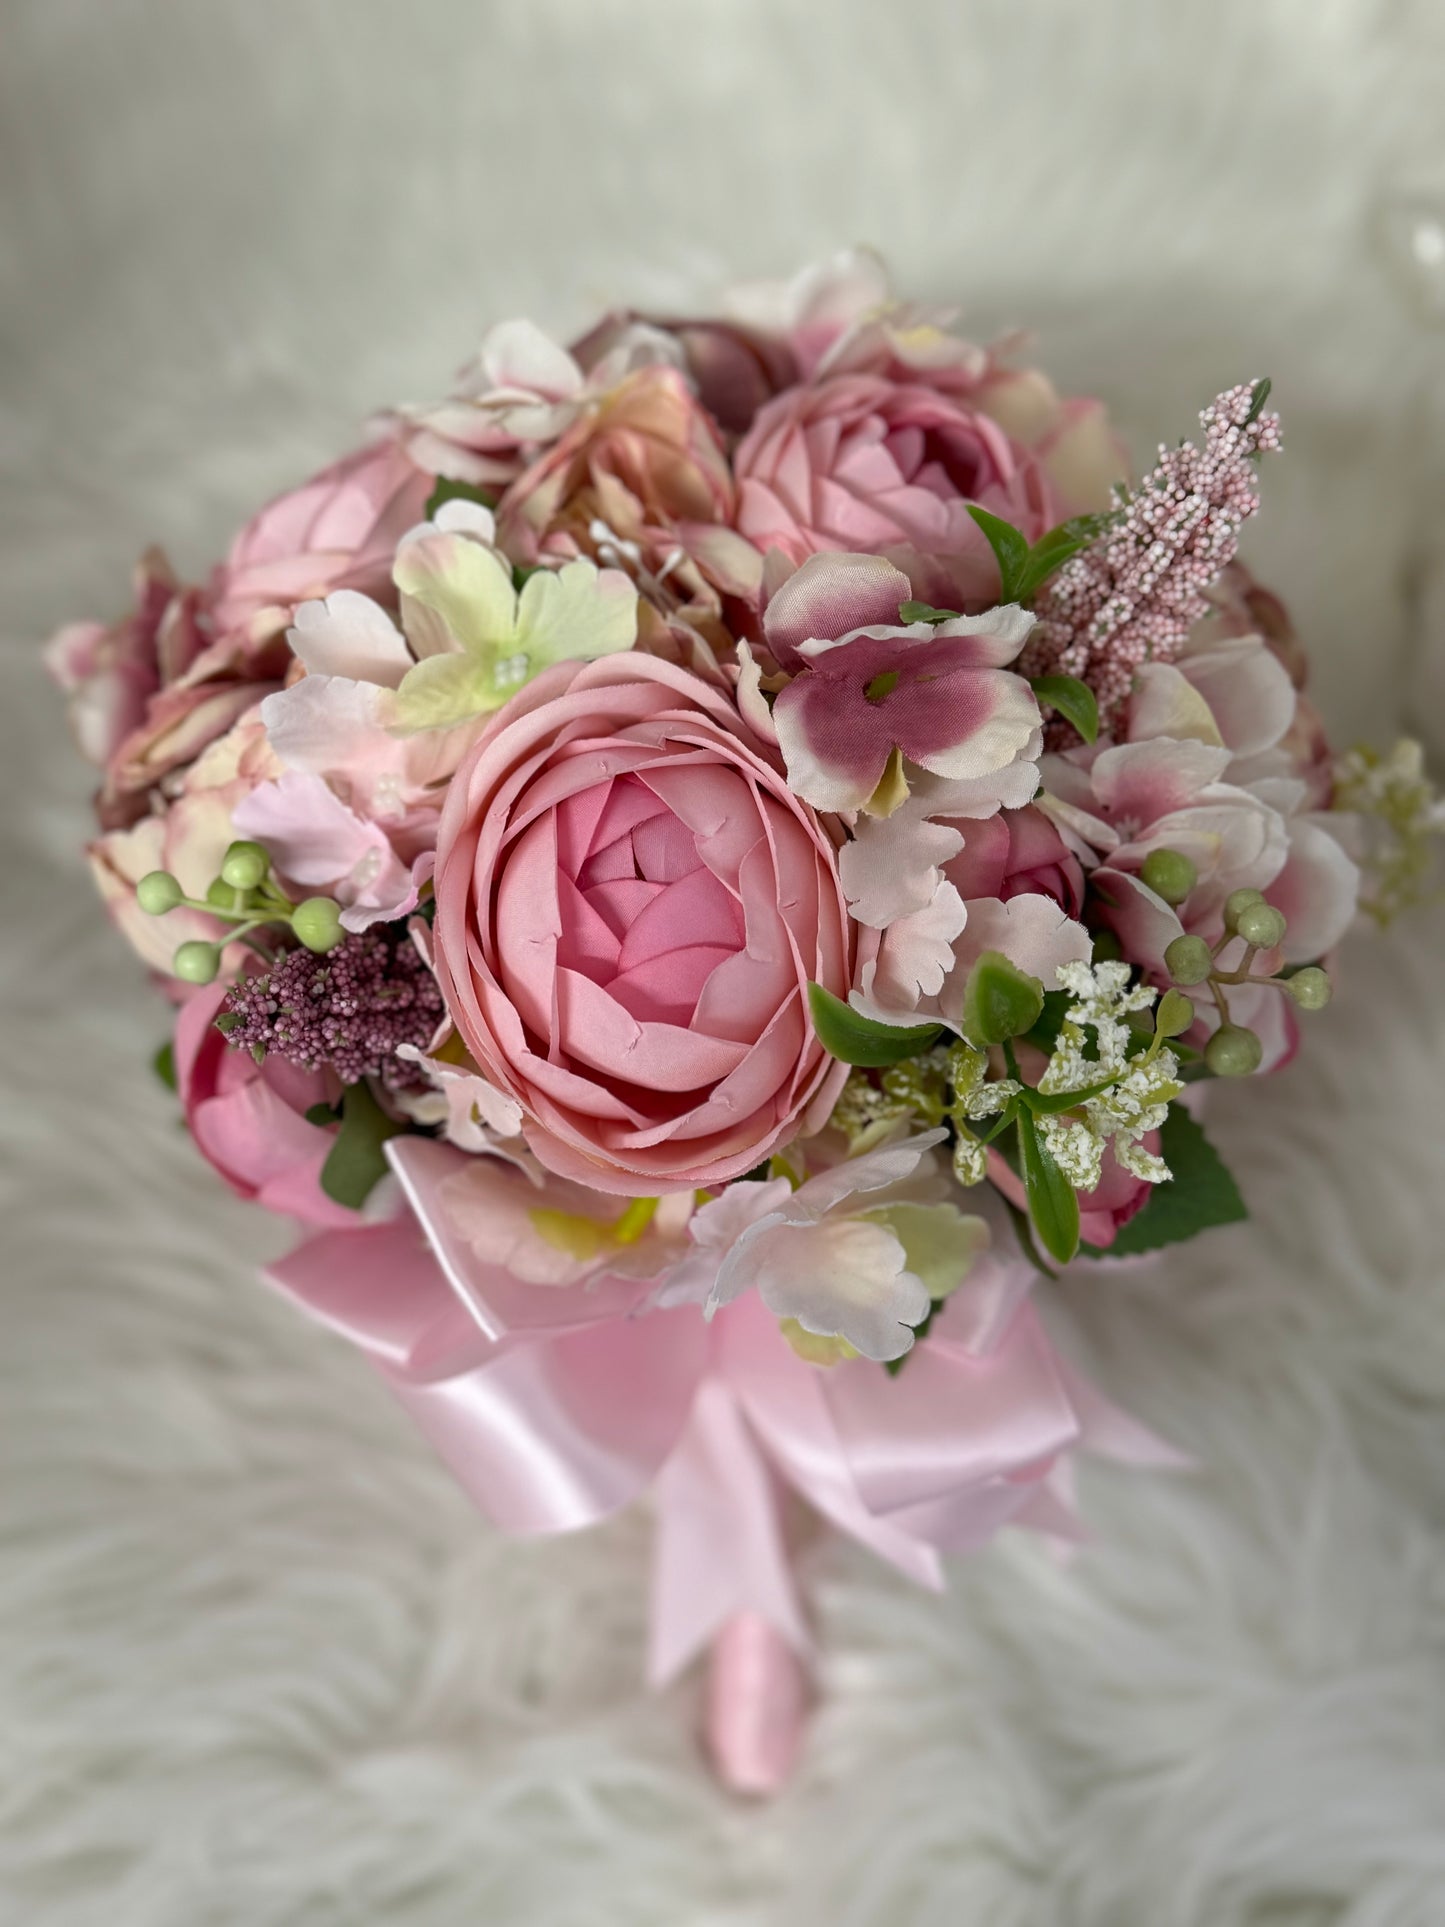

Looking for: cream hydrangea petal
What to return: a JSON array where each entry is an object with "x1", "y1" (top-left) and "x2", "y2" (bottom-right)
[
  {"x1": 861, "y1": 1202, "x2": 990, "y2": 1299},
  {"x1": 1127, "y1": 661, "x2": 1225, "y2": 748},
  {"x1": 394, "y1": 529, "x2": 519, "y2": 661},
  {"x1": 393, "y1": 652, "x2": 497, "y2": 732},
  {"x1": 514, "y1": 558, "x2": 638, "y2": 666}
]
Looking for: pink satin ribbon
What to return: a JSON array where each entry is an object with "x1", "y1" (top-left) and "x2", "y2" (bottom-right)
[{"x1": 266, "y1": 1158, "x2": 1181, "y2": 1792}]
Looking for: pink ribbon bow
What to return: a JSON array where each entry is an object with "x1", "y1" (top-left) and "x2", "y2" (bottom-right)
[{"x1": 267, "y1": 1138, "x2": 1178, "y2": 1792}]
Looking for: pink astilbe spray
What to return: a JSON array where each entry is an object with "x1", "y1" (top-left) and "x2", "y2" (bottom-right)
[{"x1": 1025, "y1": 381, "x2": 1282, "y2": 727}]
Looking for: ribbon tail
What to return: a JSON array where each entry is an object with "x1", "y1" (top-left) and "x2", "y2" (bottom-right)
[
  {"x1": 649, "y1": 1378, "x2": 810, "y2": 1689},
  {"x1": 705, "y1": 1613, "x2": 808, "y2": 1797}
]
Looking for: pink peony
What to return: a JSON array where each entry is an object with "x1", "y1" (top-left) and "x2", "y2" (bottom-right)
[
  {"x1": 430, "y1": 653, "x2": 867, "y2": 1195},
  {"x1": 208, "y1": 433, "x2": 434, "y2": 654},
  {"x1": 733, "y1": 369, "x2": 1124, "y2": 609},
  {"x1": 734, "y1": 374, "x2": 1050, "y2": 605},
  {"x1": 173, "y1": 974, "x2": 358, "y2": 1228},
  {"x1": 51, "y1": 435, "x2": 433, "y2": 830}
]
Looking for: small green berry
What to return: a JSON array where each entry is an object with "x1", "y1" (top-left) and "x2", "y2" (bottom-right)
[
  {"x1": 1140, "y1": 847, "x2": 1198, "y2": 906},
  {"x1": 1154, "y1": 988, "x2": 1196, "y2": 1038},
  {"x1": 173, "y1": 940, "x2": 220, "y2": 985},
  {"x1": 206, "y1": 877, "x2": 238, "y2": 909},
  {"x1": 136, "y1": 870, "x2": 183, "y2": 916},
  {"x1": 1234, "y1": 901, "x2": 1288, "y2": 950},
  {"x1": 1286, "y1": 965, "x2": 1332, "y2": 1011},
  {"x1": 1163, "y1": 933, "x2": 1214, "y2": 986},
  {"x1": 292, "y1": 896, "x2": 345, "y2": 954},
  {"x1": 1223, "y1": 887, "x2": 1265, "y2": 934},
  {"x1": 1204, "y1": 1023, "x2": 1263, "y2": 1077},
  {"x1": 1091, "y1": 928, "x2": 1124, "y2": 963},
  {"x1": 220, "y1": 839, "x2": 269, "y2": 890}
]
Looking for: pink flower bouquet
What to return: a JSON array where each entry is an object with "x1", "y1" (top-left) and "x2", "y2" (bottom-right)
[{"x1": 52, "y1": 251, "x2": 1425, "y2": 1794}]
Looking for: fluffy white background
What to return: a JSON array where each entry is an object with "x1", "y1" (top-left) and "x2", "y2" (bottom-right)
[{"x1": 5, "y1": 3, "x2": 1445, "y2": 1921}]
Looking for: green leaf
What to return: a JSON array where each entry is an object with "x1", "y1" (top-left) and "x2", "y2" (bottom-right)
[
  {"x1": 1023, "y1": 988, "x2": 1072, "y2": 1055},
  {"x1": 422, "y1": 476, "x2": 497, "y2": 520},
  {"x1": 304, "y1": 1101, "x2": 340, "y2": 1127},
  {"x1": 959, "y1": 950, "x2": 1045, "y2": 1048},
  {"x1": 1016, "y1": 1108, "x2": 1081, "y2": 1265},
  {"x1": 897, "y1": 599, "x2": 962, "y2": 625},
  {"x1": 965, "y1": 504, "x2": 1031, "y2": 602},
  {"x1": 1012, "y1": 525, "x2": 1090, "y2": 601},
  {"x1": 1024, "y1": 1074, "x2": 1121, "y2": 1115},
  {"x1": 1243, "y1": 377, "x2": 1272, "y2": 426},
  {"x1": 151, "y1": 1041, "x2": 177, "y2": 1092},
  {"x1": 1030, "y1": 674, "x2": 1099, "y2": 744},
  {"x1": 1079, "y1": 1104, "x2": 1247, "y2": 1258},
  {"x1": 319, "y1": 1081, "x2": 406, "y2": 1211},
  {"x1": 806, "y1": 983, "x2": 942, "y2": 1068}
]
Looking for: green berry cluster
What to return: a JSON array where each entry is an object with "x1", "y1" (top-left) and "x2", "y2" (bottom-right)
[
  {"x1": 135, "y1": 841, "x2": 346, "y2": 984},
  {"x1": 1154, "y1": 879, "x2": 1332, "y2": 1077}
]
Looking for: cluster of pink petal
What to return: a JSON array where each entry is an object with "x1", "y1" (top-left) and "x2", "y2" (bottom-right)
[
  {"x1": 1027, "y1": 383, "x2": 1282, "y2": 726},
  {"x1": 222, "y1": 930, "x2": 443, "y2": 1093}
]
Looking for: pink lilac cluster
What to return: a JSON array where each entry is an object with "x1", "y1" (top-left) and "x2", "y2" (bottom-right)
[
  {"x1": 51, "y1": 252, "x2": 1367, "y2": 1793},
  {"x1": 222, "y1": 930, "x2": 443, "y2": 1092},
  {"x1": 1027, "y1": 382, "x2": 1283, "y2": 724}
]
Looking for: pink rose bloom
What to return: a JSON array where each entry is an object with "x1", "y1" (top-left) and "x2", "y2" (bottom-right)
[
  {"x1": 431, "y1": 653, "x2": 867, "y2": 1195},
  {"x1": 943, "y1": 804, "x2": 1085, "y2": 920},
  {"x1": 174, "y1": 975, "x2": 357, "y2": 1227},
  {"x1": 208, "y1": 433, "x2": 434, "y2": 655}
]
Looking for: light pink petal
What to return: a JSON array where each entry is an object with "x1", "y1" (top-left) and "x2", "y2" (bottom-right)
[
  {"x1": 942, "y1": 894, "x2": 1091, "y2": 1015},
  {"x1": 288, "y1": 591, "x2": 413, "y2": 687},
  {"x1": 1182, "y1": 635, "x2": 1297, "y2": 758},
  {"x1": 839, "y1": 808, "x2": 965, "y2": 929},
  {"x1": 1270, "y1": 815, "x2": 1361, "y2": 961},
  {"x1": 1089, "y1": 738, "x2": 1233, "y2": 822}
]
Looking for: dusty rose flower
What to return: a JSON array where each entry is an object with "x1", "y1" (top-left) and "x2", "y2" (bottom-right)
[
  {"x1": 430, "y1": 653, "x2": 867, "y2": 1194},
  {"x1": 46, "y1": 549, "x2": 200, "y2": 771},
  {"x1": 497, "y1": 365, "x2": 763, "y2": 613},
  {"x1": 174, "y1": 972, "x2": 357, "y2": 1228},
  {"x1": 52, "y1": 434, "x2": 433, "y2": 830}
]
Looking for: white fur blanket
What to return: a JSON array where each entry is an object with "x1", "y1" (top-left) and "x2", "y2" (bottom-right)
[{"x1": 5, "y1": 2, "x2": 1445, "y2": 1920}]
